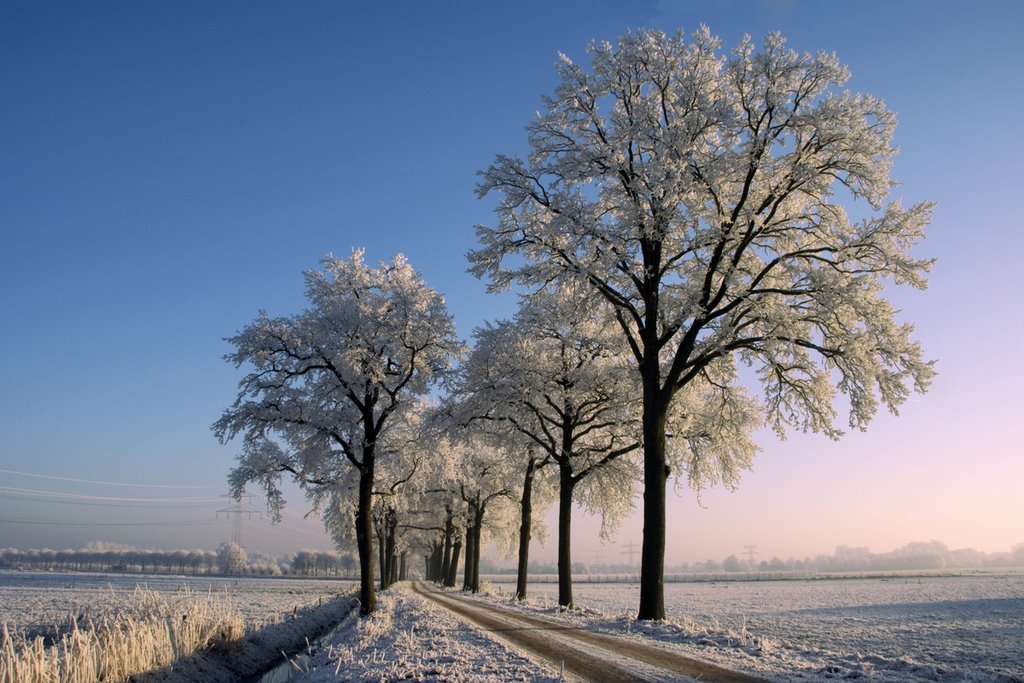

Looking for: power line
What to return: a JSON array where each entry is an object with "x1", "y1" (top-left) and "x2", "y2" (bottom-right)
[
  {"x1": 0, "y1": 485, "x2": 223, "y2": 503},
  {"x1": 0, "y1": 491, "x2": 220, "y2": 509},
  {"x1": 0, "y1": 517, "x2": 220, "y2": 527},
  {"x1": 245, "y1": 520, "x2": 335, "y2": 546},
  {"x1": 0, "y1": 468, "x2": 223, "y2": 489}
]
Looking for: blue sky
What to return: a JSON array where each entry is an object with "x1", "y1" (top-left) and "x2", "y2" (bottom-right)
[{"x1": 1, "y1": 1, "x2": 1022, "y2": 562}]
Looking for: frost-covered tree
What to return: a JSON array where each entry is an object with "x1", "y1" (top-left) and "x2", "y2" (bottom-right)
[
  {"x1": 438, "y1": 401, "x2": 547, "y2": 597},
  {"x1": 214, "y1": 251, "x2": 462, "y2": 615},
  {"x1": 434, "y1": 431, "x2": 516, "y2": 594},
  {"x1": 413, "y1": 447, "x2": 467, "y2": 586},
  {"x1": 217, "y1": 542, "x2": 247, "y2": 575},
  {"x1": 470, "y1": 28, "x2": 934, "y2": 619},
  {"x1": 370, "y1": 400, "x2": 438, "y2": 590},
  {"x1": 451, "y1": 285, "x2": 639, "y2": 608}
]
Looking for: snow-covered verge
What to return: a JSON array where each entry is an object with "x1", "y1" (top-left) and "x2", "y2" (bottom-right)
[{"x1": 288, "y1": 585, "x2": 560, "y2": 682}]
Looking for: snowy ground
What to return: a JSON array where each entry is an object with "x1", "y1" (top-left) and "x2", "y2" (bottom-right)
[
  {"x1": 0, "y1": 571, "x2": 355, "y2": 635},
  {"x1": 282, "y1": 586, "x2": 562, "y2": 682},
  {"x1": 284, "y1": 572, "x2": 1023, "y2": 682},
  {"x1": 3, "y1": 570, "x2": 1021, "y2": 681},
  {"x1": 500, "y1": 571, "x2": 1024, "y2": 679}
]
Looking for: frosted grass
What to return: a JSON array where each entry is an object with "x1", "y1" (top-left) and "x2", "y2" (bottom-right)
[
  {"x1": 0, "y1": 572, "x2": 356, "y2": 683},
  {"x1": 0, "y1": 587, "x2": 244, "y2": 683},
  {"x1": 0, "y1": 571, "x2": 353, "y2": 637}
]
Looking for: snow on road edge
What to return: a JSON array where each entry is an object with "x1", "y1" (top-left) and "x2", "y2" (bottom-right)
[{"x1": 290, "y1": 585, "x2": 561, "y2": 682}]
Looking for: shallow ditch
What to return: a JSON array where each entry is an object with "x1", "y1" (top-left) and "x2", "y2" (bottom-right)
[
  {"x1": 129, "y1": 592, "x2": 358, "y2": 683},
  {"x1": 249, "y1": 608, "x2": 355, "y2": 683}
]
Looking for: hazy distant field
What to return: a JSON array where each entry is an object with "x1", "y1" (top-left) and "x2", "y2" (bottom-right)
[
  {"x1": 497, "y1": 570, "x2": 1024, "y2": 679},
  {"x1": 0, "y1": 571, "x2": 356, "y2": 635}
]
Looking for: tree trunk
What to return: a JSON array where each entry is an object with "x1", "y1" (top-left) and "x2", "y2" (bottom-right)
[
  {"x1": 433, "y1": 541, "x2": 445, "y2": 582},
  {"x1": 462, "y1": 505, "x2": 476, "y2": 592},
  {"x1": 441, "y1": 507, "x2": 454, "y2": 584},
  {"x1": 638, "y1": 358, "x2": 667, "y2": 620},
  {"x1": 425, "y1": 543, "x2": 435, "y2": 581},
  {"x1": 515, "y1": 456, "x2": 537, "y2": 601},
  {"x1": 389, "y1": 538, "x2": 398, "y2": 585},
  {"x1": 445, "y1": 535, "x2": 462, "y2": 588},
  {"x1": 355, "y1": 458, "x2": 377, "y2": 615},
  {"x1": 470, "y1": 504, "x2": 485, "y2": 593},
  {"x1": 383, "y1": 507, "x2": 397, "y2": 589},
  {"x1": 557, "y1": 465, "x2": 576, "y2": 609},
  {"x1": 399, "y1": 551, "x2": 407, "y2": 581},
  {"x1": 377, "y1": 523, "x2": 387, "y2": 591}
]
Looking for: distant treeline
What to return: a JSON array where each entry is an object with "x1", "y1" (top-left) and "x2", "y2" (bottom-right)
[
  {"x1": 517, "y1": 540, "x2": 1024, "y2": 576},
  {"x1": 4, "y1": 540, "x2": 1020, "y2": 578},
  {"x1": 0, "y1": 546, "x2": 356, "y2": 578},
  {"x1": 713, "y1": 540, "x2": 1024, "y2": 574}
]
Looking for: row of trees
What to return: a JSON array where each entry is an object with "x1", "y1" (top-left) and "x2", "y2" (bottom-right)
[
  {"x1": 0, "y1": 546, "x2": 223, "y2": 574},
  {"x1": 215, "y1": 28, "x2": 933, "y2": 619},
  {"x1": 655, "y1": 541, "x2": 1024, "y2": 574},
  {"x1": 0, "y1": 546, "x2": 357, "y2": 577},
  {"x1": 8, "y1": 540, "x2": 1018, "y2": 580},
  {"x1": 441, "y1": 540, "x2": 1024, "y2": 576},
  {"x1": 800, "y1": 541, "x2": 1024, "y2": 572},
  {"x1": 290, "y1": 549, "x2": 357, "y2": 576}
]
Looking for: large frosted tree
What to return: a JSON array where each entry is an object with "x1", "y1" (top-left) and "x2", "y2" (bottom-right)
[
  {"x1": 470, "y1": 28, "x2": 934, "y2": 619},
  {"x1": 214, "y1": 251, "x2": 462, "y2": 615}
]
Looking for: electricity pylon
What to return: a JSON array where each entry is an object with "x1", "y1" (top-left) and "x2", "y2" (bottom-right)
[
  {"x1": 216, "y1": 492, "x2": 262, "y2": 549},
  {"x1": 621, "y1": 541, "x2": 640, "y2": 567}
]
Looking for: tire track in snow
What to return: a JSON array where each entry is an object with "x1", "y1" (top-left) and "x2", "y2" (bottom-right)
[{"x1": 411, "y1": 582, "x2": 769, "y2": 683}]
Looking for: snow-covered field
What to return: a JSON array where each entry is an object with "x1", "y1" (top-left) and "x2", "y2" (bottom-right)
[
  {"x1": 0, "y1": 571, "x2": 355, "y2": 635},
  {"x1": 271, "y1": 572, "x2": 1022, "y2": 682},
  {"x1": 3, "y1": 570, "x2": 1021, "y2": 681},
  {"x1": 481, "y1": 571, "x2": 1024, "y2": 681}
]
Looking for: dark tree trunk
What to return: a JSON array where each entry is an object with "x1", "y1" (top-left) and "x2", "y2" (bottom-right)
[
  {"x1": 430, "y1": 541, "x2": 443, "y2": 582},
  {"x1": 441, "y1": 507, "x2": 454, "y2": 583},
  {"x1": 355, "y1": 457, "x2": 376, "y2": 616},
  {"x1": 399, "y1": 551, "x2": 407, "y2": 581},
  {"x1": 445, "y1": 536, "x2": 461, "y2": 588},
  {"x1": 515, "y1": 456, "x2": 537, "y2": 601},
  {"x1": 383, "y1": 507, "x2": 397, "y2": 589},
  {"x1": 470, "y1": 504, "x2": 485, "y2": 593},
  {"x1": 637, "y1": 350, "x2": 668, "y2": 620},
  {"x1": 377, "y1": 523, "x2": 387, "y2": 591},
  {"x1": 557, "y1": 464, "x2": 576, "y2": 609},
  {"x1": 462, "y1": 505, "x2": 476, "y2": 592}
]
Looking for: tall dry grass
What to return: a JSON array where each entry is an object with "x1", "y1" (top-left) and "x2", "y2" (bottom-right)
[{"x1": 0, "y1": 586, "x2": 244, "y2": 683}]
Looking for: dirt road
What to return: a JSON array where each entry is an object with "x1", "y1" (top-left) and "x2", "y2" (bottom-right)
[{"x1": 410, "y1": 582, "x2": 769, "y2": 683}]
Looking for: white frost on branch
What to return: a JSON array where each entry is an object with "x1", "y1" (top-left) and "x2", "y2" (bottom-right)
[{"x1": 469, "y1": 27, "x2": 935, "y2": 442}]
